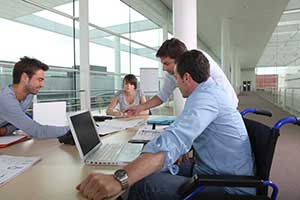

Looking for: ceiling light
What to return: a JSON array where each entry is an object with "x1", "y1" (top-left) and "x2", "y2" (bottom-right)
[
  {"x1": 278, "y1": 20, "x2": 300, "y2": 26},
  {"x1": 283, "y1": 8, "x2": 300, "y2": 15}
]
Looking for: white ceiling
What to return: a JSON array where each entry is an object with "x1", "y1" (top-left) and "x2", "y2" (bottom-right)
[
  {"x1": 0, "y1": 0, "x2": 72, "y2": 19},
  {"x1": 1, "y1": 0, "x2": 297, "y2": 70},
  {"x1": 257, "y1": 0, "x2": 300, "y2": 68},
  {"x1": 161, "y1": 0, "x2": 290, "y2": 69}
]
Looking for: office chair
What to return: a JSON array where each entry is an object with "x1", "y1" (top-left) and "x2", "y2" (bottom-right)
[{"x1": 178, "y1": 108, "x2": 300, "y2": 200}]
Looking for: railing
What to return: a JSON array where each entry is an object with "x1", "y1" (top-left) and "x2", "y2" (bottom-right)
[
  {"x1": 36, "y1": 89, "x2": 117, "y2": 112},
  {"x1": 256, "y1": 87, "x2": 300, "y2": 116},
  {"x1": 0, "y1": 61, "x2": 172, "y2": 114}
]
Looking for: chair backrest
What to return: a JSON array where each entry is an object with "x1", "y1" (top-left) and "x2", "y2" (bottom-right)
[{"x1": 243, "y1": 118, "x2": 280, "y2": 195}]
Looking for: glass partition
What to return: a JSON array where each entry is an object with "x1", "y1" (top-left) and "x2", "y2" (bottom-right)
[
  {"x1": 0, "y1": 0, "x2": 171, "y2": 115},
  {"x1": 256, "y1": 66, "x2": 300, "y2": 116}
]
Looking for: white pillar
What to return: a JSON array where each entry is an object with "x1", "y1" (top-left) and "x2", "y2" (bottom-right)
[
  {"x1": 163, "y1": 24, "x2": 169, "y2": 41},
  {"x1": 230, "y1": 46, "x2": 239, "y2": 91},
  {"x1": 236, "y1": 64, "x2": 241, "y2": 94},
  {"x1": 114, "y1": 36, "x2": 121, "y2": 90},
  {"x1": 232, "y1": 49, "x2": 238, "y2": 94},
  {"x1": 172, "y1": 0, "x2": 197, "y2": 116},
  {"x1": 160, "y1": 25, "x2": 169, "y2": 79},
  {"x1": 230, "y1": 47, "x2": 235, "y2": 85},
  {"x1": 221, "y1": 19, "x2": 231, "y2": 80},
  {"x1": 173, "y1": 0, "x2": 197, "y2": 49},
  {"x1": 79, "y1": 0, "x2": 91, "y2": 110}
]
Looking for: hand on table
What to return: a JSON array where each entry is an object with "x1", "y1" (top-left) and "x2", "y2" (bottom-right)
[
  {"x1": 76, "y1": 173, "x2": 122, "y2": 200},
  {"x1": 124, "y1": 105, "x2": 142, "y2": 117}
]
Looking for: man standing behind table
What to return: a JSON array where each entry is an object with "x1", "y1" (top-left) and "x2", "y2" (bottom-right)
[
  {"x1": 125, "y1": 38, "x2": 238, "y2": 116},
  {"x1": 0, "y1": 56, "x2": 69, "y2": 139}
]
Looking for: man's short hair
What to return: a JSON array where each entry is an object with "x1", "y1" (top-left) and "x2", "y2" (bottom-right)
[
  {"x1": 176, "y1": 50, "x2": 210, "y2": 84},
  {"x1": 13, "y1": 56, "x2": 49, "y2": 84},
  {"x1": 156, "y1": 38, "x2": 187, "y2": 59},
  {"x1": 123, "y1": 74, "x2": 138, "y2": 89}
]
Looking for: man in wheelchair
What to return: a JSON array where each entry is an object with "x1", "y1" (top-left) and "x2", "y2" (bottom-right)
[{"x1": 77, "y1": 50, "x2": 254, "y2": 200}]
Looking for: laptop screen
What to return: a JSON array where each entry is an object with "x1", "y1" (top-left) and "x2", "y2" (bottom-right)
[{"x1": 69, "y1": 111, "x2": 101, "y2": 156}]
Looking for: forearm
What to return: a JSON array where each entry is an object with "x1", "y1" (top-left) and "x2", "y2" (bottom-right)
[
  {"x1": 106, "y1": 109, "x2": 123, "y2": 116},
  {"x1": 140, "y1": 96, "x2": 163, "y2": 111},
  {"x1": 124, "y1": 152, "x2": 165, "y2": 186},
  {"x1": 139, "y1": 110, "x2": 149, "y2": 115}
]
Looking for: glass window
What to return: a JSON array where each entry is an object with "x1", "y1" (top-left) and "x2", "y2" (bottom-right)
[{"x1": 0, "y1": 0, "x2": 166, "y2": 113}]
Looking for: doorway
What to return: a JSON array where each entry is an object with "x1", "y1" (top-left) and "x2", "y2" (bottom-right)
[{"x1": 243, "y1": 81, "x2": 251, "y2": 91}]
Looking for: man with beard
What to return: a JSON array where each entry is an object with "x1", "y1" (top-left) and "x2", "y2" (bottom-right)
[{"x1": 0, "y1": 57, "x2": 69, "y2": 139}]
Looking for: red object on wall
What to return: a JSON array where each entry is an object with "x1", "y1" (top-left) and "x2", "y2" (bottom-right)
[{"x1": 256, "y1": 75, "x2": 278, "y2": 89}]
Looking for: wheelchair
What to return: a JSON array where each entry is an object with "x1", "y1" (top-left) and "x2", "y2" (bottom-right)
[{"x1": 178, "y1": 108, "x2": 300, "y2": 200}]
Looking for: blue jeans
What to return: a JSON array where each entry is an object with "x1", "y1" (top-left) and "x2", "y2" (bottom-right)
[{"x1": 128, "y1": 160, "x2": 225, "y2": 200}]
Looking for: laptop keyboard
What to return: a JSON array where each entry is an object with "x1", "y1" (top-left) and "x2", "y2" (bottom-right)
[{"x1": 89, "y1": 143, "x2": 125, "y2": 161}]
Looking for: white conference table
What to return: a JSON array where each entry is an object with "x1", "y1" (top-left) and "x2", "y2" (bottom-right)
[{"x1": 0, "y1": 117, "x2": 149, "y2": 200}]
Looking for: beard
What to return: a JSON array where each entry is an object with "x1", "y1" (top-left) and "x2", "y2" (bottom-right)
[
  {"x1": 24, "y1": 83, "x2": 40, "y2": 95},
  {"x1": 165, "y1": 69, "x2": 174, "y2": 75}
]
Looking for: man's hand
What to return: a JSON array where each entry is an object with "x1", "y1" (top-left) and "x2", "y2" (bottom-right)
[
  {"x1": 175, "y1": 153, "x2": 190, "y2": 165},
  {"x1": 0, "y1": 127, "x2": 7, "y2": 136},
  {"x1": 124, "y1": 105, "x2": 143, "y2": 117},
  {"x1": 76, "y1": 173, "x2": 122, "y2": 200}
]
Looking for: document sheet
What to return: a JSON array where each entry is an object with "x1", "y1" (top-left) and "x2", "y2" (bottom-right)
[
  {"x1": 129, "y1": 126, "x2": 167, "y2": 143},
  {"x1": 96, "y1": 119, "x2": 145, "y2": 135},
  {"x1": 0, "y1": 155, "x2": 41, "y2": 186}
]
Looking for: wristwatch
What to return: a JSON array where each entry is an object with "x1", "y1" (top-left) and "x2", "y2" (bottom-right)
[{"x1": 113, "y1": 169, "x2": 129, "y2": 190}]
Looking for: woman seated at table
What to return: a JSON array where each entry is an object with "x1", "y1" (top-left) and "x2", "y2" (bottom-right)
[{"x1": 106, "y1": 74, "x2": 148, "y2": 116}]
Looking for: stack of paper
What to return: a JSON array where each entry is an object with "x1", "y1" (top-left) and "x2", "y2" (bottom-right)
[
  {"x1": 129, "y1": 127, "x2": 164, "y2": 143},
  {"x1": 96, "y1": 125, "x2": 124, "y2": 136},
  {"x1": 0, "y1": 155, "x2": 41, "y2": 185},
  {"x1": 96, "y1": 119, "x2": 145, "y2": 135}
]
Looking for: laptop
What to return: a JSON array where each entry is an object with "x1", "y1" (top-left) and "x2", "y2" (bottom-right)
[
  {"x1": 33, "y1": 101, "x2": 67, "y2": 126},
  {"x1": 68, "y1": 110, "x2": 143, "y2": 165}
]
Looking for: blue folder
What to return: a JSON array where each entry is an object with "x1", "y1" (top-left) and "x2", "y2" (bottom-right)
[{"x1": 147, "y1": 116, "x2": 176, "y2": 125}]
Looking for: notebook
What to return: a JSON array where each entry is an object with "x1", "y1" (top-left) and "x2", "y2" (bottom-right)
[
  {"x1": 147, "y1": 116, "x2": 176, "y2": 125},
  {"x1": 68, "y1": 110, "x2": 143, "y2": 165},
  {"x1": 33, "y1": 101, "x2": 67, "y2": 126},
  {"x1": 0, "y1": 135, "x2": 30, "y2": 148}
]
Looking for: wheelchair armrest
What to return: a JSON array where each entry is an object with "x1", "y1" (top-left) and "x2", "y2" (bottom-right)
[{"x1": 178, "y1": 174, "x2": 263, "y2": 197}]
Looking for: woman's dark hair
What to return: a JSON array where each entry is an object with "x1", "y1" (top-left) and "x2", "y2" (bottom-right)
[
  {"x1": 156, "y1": 38, "x2": 187, "y2": 59},
  {"x1": 176, "y1": 50, "x2": 210, "y2": 84},
  {"x1": 13, "y1": 56, "x2": 49, "y2": 84},
  {"x1": 123, "y1": 74, "x2": 137, "y2": 89}
]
